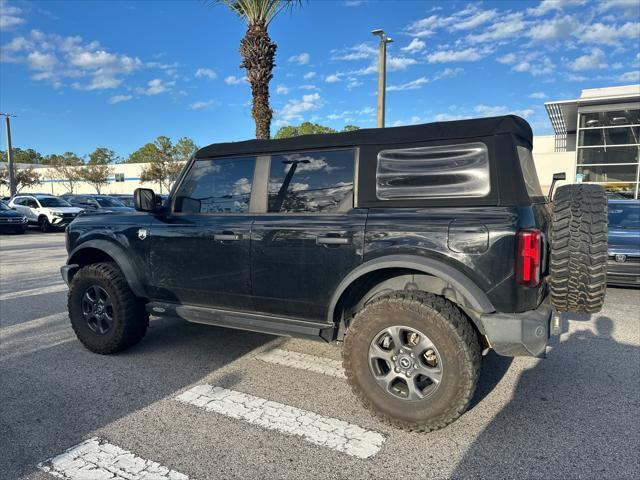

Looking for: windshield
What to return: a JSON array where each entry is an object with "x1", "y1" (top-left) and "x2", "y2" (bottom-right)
[
  {"x1": 38, "y1": 197, "x2": 72, "y2": 208},
  {"x1": 95, "y1": 196, "x2": 125, "y2": 207},
  {"x1": 608, "y1": 202, "x2": 640, "y2": 229},
  {"x1": 0, "y1": 201, "x2": 9, "y2": 211}
]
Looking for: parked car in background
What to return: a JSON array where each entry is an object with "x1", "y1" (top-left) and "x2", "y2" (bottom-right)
[
  {"x1": 110, "y1": 195, "x2": 135, "y2": 208},
  {"x1": 0, "y1": 200, "x2": 28, "y2": 234},
  {"x1": 607, "y1": 200, "x2": 640, "y2": 287},
  {"x1": 61, "y1": 194, "x2": 134, "y2": 213},
  {"x1": 9, "y1": 194, "x2": 82, "y2": 232}
]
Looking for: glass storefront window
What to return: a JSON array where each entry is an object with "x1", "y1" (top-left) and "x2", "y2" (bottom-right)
[
  {"x1": 577, "y1": 145, "x2": 640, "y2": 164},
  {"x1": 576, "y1": 164, "x2": 638, "y2": 183},
  {"x1": 579, "y1": 127, "x2": 640, "y2": 146},
  {"x1": 579, "y1": 109, "x2": 640, "y2": 128},
  {"x1": 604, "y1": 184, "x2": 637, "y2": 199}
]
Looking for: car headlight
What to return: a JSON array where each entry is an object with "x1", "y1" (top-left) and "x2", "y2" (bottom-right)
[{"x1": 50, "y1": 210, "x2": 63, "y2": 216}]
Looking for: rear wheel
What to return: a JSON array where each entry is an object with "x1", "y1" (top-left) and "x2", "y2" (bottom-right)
[
  {"x1": 68, "y1": 262, "x2": 149, "y2": 354},
  {"x1": 343, "y1": 291, "x2": 480, "y2": 432},
  {"x1": 549, "y1": 184, "x2": 608, "y2": 313}
]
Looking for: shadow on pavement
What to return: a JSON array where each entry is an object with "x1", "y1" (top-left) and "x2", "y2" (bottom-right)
[
  {"x1": 451, "y1": 314, "x2": 639, "y2": 479},
  {"x1": 0, "y1": 314, "x2": 271, "y2": 479}
]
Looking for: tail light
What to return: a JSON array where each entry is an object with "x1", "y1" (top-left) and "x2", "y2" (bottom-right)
[{"x1": 516, "y1": 229, "x2": 542, "y2": 287}]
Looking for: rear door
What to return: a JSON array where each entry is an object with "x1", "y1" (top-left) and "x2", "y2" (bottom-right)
[
  {"x1": 251, "y1": 148, "x2": 366, "y2": 321},
  {"x1": 147, "y1": 156, "x2": 257, "y2": 311}
]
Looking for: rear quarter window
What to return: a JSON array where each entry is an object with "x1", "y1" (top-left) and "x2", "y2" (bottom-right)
[
  {"x1": 376, "y1": 142, "x2": 490, "y2": 200},
  {"x1": 516, "y1": 146, "x2": 544, "y2": 199}
]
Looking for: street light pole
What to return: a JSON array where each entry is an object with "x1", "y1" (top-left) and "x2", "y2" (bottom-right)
[
  {"x1": 372, "y1": 29, "x2": 393, "y2": 128},
  {"x1": 1, "y1": 112, "x2": 17, "y2": 197}
]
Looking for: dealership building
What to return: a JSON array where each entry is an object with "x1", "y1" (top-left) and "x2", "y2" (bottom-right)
[{"x1": 2, "y1": 84, "x2": 639, "y2": 199}]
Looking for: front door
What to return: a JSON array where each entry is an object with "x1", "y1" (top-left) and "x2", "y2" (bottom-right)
[
  {"x1": 147, "y1": 156, "x2": 257, "y2": 311},
  {"x1": 251, "y1": 148, "x2": 366, "y2": 321}
]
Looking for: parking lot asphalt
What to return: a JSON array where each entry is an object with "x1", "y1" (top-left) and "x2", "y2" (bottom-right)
[{"x1": 1, "y1": 229, "x2": 639, "y2": 480}]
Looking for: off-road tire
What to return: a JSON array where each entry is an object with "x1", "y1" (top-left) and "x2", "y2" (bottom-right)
[
  {"x1": 343, "y1": 291, "x2": 481, "y2": 432},
  {"x1": 68, "y1": 262, "x2": 149, "y2": 354},
  {"x1": 549, "y1": 184, "x2": 607, "y2": 313}
]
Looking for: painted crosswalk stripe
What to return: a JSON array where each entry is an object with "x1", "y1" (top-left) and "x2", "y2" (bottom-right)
[
  {"x1": 38, "y1": 437, "x2": 189, "y2": 479},
  {"x1": 256, "y1": 348, "x2": 346, "y2": 378},
  {"x1": 176, "y1": 385, "x2": 384, "y2": 459}
]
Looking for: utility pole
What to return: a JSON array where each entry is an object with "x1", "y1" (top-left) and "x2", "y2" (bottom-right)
[
  {"x1": 372, "y1": 29, "x2": 393, "y2": 128},
  {"x1": 1, "y1": 112, "x2": 17, "y2": 197}
]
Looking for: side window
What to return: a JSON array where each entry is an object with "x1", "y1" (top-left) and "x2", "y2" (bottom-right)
[
  {"x1": 376, "y1": 142, "x2": 490, "y2": 200},
  {"x1": 268, "y1": 149, "x2": 355, "y2": 213},
  {"x1": 516, "y1": 146, "x2": 544, "y2": 198},
  {"x1": 27, "y1": 198, "x2": 38, "y2": 208},
  {"x1": 13, "y1": 198, "x2": 24, "y2": 206},
  {"x1": 173, "y1": 157, "x2": 255, "y2": 214}
]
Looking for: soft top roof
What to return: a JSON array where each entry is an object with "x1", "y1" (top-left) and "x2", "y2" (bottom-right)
[{"x1": 196, "y1": 115, "x2": 532, "y2": 159}]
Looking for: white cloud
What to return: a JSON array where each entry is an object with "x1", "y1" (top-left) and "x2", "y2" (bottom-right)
[
  {"x1": 497, "y1": 53, "x2": 517, "y2": 64},
  {"x1": 27, "y1": 51, "x2": 57, "y2": 70},
  {"x1": 74, "y1": 76, "x2": 122, "y2": 91},
  {"x1": 617, "y1": 70, "x2": 640, "y2": 82},
  {"x1": 528, "y1": 0, "x2": 586, "y2": 17},
  {"x1": 474, "y1": 105, "x2": 535, "y2": 118},
  {"x1": 331, "y1": 43, "x2": 376, "y2": 61},
  {"x1": 427, "y1": 48, "x2": 484, "y2": 63},
  {"x1": 387, "y1": 56, "x2": 417, "y2": 71},
  {"x1": 0, "y1": 1, "x2": 25, "y2": 30},
  {"x1": 189, "y1": 100, "x2": 215, "y2": 110},
  {"x1": 224, "y1": 75, "x2": 247, "y2": 85},
  {"x1": 569, "y1": 48, "x2": 608, "y2": 70},
  {"x1": 195, "y1": 68, "x2": 217, "y2": 79},
  {"x1": 108, "y1": 94, "x2": 133, "y2": 104},
  {"x1": 276, "y1": 84, "x2": 290, "y2": 95},
  {"x1": 450, "y1": 9, "x2": 498, "y2": 31},
  {"x1": 289, "y1": 52, "x2": 310, "y2": 65},
  {"x1": 434, "y1": 67, "x2": 463, "y2": 80},
  {"x1": 513, "y1": 56, "x2": 555, "y2": 76},
  {"x1": 434, "y1": 113, "x2": 467, "y2": 121},
  {"x1": 578, "y1": 22, "x2": 640, "y2": 46},
  {"x1": 387, "y1": 76, "x2": 429, "y2": 92},
  {"x1": 528, "y1": 92, "x2": 548, "y2": 99},
  {"x1": 303, "y1": 71, "x2": 316, "y2": 79},
  {"x1": 279, "y1": 93, "x2": 324, "y2": 121},
  {"x1": 325, "y1": 73, "x2": 342, "y2": 83},
  {"x1": 528, "y1": 15, "x2": 580, "y2": 42},
  {"x1": 299, "y1": 84, "x2": 318, "y2": 90},
  {"x1": 136, "y1": 78, "x2": 174, "y2": 95},
  {"x1": 402, "y1": 38, "x2": 426, "y2": 53},
  {"x1": 466, "y1": 13, "x2": 526, "y2": 43}
]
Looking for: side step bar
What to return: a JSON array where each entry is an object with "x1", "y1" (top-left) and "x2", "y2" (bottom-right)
[{"x1": 146, "y1": 301, "x2": 335, "y2": 342}]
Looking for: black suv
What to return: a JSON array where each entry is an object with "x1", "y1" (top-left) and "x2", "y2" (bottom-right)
[{"x1": 61, "y1": 116, "x2": 607, "y2": 431}]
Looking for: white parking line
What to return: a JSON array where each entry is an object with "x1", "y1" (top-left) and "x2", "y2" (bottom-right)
[
  {"x1": 38, "y1": 437, "x2": 189, "y2": 480},
  {"x1": 0, "y1": 283, "x2": 67, "y2": 301},
  {"x1": 256, "y1": 348, "x2": 346, "y2": 378},
  {"x1": 176, "y1": 385, "x2": 385, "y2": 459}
]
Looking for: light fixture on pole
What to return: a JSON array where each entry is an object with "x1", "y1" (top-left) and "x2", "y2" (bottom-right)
[{"x1": 372, "y1": 29, "x2": 393, "y2": 128}]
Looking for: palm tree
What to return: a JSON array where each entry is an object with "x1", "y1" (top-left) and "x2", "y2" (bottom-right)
[{"x1": 208, "y1": 0, "x2": 302, "y2": 139}]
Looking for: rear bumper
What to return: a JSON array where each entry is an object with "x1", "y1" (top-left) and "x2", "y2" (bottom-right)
[
  {"x1": 607, "y1": 260, "x2": 640, "y2": 287},
  {"x1": 480, "y1": 300, "x2": 555, "y2": 358}
]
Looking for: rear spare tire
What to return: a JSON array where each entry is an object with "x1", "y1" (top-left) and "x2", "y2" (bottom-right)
[{"x1": 549, "y1": 184, "x2": 607, "y2": 313}]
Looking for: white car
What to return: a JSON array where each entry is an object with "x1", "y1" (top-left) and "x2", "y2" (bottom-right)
[{"x1": 9, "y1": 194, "x2": 83, "y2": 232}]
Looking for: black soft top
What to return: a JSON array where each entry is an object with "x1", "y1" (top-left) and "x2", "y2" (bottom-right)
[{"x1": 195, "y1": 115, "x2": 533, "y2": 158}]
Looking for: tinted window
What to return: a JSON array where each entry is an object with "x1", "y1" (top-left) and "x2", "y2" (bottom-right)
[
  {"x1": 95, "y1": 196, "x2": 124, "y2": 207},
  {"x1": 376, "y1": 143, "x2": 490, "y2": 200},
  {"x1": 0, "y1": 201, "x2": 9, "y2": 210},
  {"x1": 268, "y1": 149, "x2": 355, "y2": 213},
  {"x1": 174, "y1": 157, "x2": 255, "y2": 214},
  {"x1": 517, "y1": 146, "x2": 544, "y2": 198},
  {"x1": 38, "y1": 197, "x2": 71, "y2": 207},
  {"x1": 608, "y1": 201, "x2": 640, "y2": 229}
]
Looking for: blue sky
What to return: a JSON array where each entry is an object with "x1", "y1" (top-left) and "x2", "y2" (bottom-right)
[{"x1": 1, "y1": 0, "x2": 639, "y2": 158}]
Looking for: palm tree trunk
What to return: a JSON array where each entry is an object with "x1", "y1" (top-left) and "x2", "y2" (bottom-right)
[{"x1": 240, "y1": 22, "x2": 276, "y2": 140}]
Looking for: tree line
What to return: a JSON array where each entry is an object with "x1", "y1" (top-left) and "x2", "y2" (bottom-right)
[{"x1": 0, "y1": 136, "x2": 198, "y2": 195}]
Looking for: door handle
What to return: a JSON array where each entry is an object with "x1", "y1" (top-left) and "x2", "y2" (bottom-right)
[
  {"x1": 316, "y1": 236, "x2": 352, "y2": 245},
  {"x1": 214, "y1": 233, "x2": 242, "y2": 241}
]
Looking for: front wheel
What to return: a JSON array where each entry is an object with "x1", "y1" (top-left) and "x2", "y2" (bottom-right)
[
  {"x1": 343, "y1": 292, "x2": 480, "y2": 432},
  {"x1": 39, "y1": 216, "x2": 50, "y2": 232},
  {"x1": 68, "y1": 262, "x2": 149, "y2": 354}
]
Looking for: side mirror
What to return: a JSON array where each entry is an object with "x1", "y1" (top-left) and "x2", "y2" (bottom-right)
[
  {"x1": 134, "y1": 188, "x2": 158, "y2": 212},
  {"x1": 548, "y1": 172, "x2": 566, "y2": 201}
]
